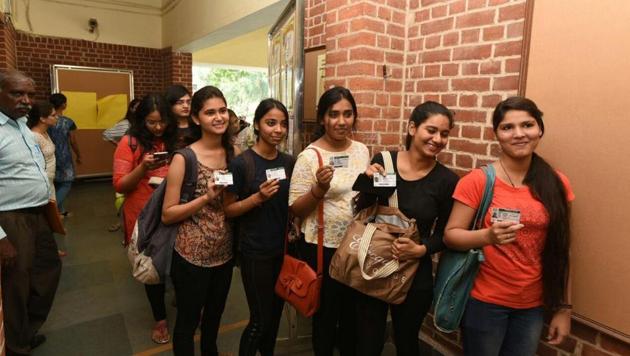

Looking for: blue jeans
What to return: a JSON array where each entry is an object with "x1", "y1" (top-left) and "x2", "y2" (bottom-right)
[
  {"x1": 54, "y1": 181, "x2": 73, "y2": 213},
  {"x1": 462, "y1": 298, "x2": 544, "y2": 356}
]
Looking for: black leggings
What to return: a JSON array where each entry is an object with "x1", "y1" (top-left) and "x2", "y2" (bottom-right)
[
  {"x1": 299, "y1": 239, "x2": 356, "y2": 356},
  {"x1": 171, "y1": 252, "x2": 233, "y2": 356},
  {"x1": 238, "y1": 253, "x2": 284, "y2": 356},
  {"x1": 144, "y1": 283, "x2": 166, "y2": 322},
  {"x1": 355, "y1": 287, "x2": 433, "y2": 356}
]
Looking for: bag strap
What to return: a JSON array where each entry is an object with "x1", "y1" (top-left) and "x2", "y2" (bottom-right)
[
  {"x1": 380, "y1": 151, "x2": 398, "y2": 208},
  {"x1": 357, "y1": 223, "x2": 399, "y2": 279},
  {"x1": 307, "y1": 147, "x2": 325, "y2": 277},
  {"x1": 281, "y1": 147, "x2": 324, "y2": 277},
  {"x1": 242, "y1": 149, "x2": 256, "y2": 197},
  {"x1": 176, "y1": 147, "x2": 199, "y2": 203},
  {"x1": 472, "y1": 165, "x2": 496, "y2": 262}
]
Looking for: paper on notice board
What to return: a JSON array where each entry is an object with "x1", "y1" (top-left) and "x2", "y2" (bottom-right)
[
  {"x1": 62, "y1": 91, "x2": 97, "y2": 129},
  {"x1": 97, "y1": 94, "x2": 128, "y2": 129}
]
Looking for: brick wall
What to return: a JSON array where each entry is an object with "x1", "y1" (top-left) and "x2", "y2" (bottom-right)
[
  {"x1": 303, "y1": 0, "x2": 630, "y2": 355},
  {"x1": 323, "y1": 0, "x2": 408, "y2": 154},
  {"x1": 0, "y1": 14, "x2": 17, "y2": 71},
  {"x1": 305, "y1": 0, "x2": 326, "y2": 49},
  {"x1": 405, "y1": 0, "x2": 525, "y2": 174},
  {"x1": 12, "y1": 32, "x2": 191, "y2": 100}
]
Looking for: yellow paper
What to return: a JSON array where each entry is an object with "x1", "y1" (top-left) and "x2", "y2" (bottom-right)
[
  {"x1": 96, "y1": 94, "x2": 128, "y2": 129},
  {"x1": 62, "y1": 91, "x2": 97, "y2": 129}
]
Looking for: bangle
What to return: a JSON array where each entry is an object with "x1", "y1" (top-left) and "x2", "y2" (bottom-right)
[
  {"x1": 557, "y1": 303, "x2": 573, "y2": 310},
  {"x1": 310, "y1": 187, "x2": 324, "y2": 200}
]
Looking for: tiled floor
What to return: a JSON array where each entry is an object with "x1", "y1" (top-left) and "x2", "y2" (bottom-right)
[{"x1": 32, "y1": 180, "x2": 444, "y2": 356}]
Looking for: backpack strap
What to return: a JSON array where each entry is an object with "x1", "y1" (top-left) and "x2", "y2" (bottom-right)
[
  {"x1": 380, "y1": 151, "x2": 398, "y2": 208},
  {"x1": 175, "y1": 147, "x2": 198, "y2": 203},
  {"x1": 472, "y1": 165, "x2": 496, "y2": 262},
  {"x1": 241, "y1": 149, "x2": 256, "y2": 197}
]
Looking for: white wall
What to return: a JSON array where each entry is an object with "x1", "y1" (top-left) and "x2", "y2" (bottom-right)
[{"x1": 11, "y1": 0, "x2": 163, "y2": 48}]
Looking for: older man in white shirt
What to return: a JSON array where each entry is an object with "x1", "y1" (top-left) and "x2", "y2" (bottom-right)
[{"x1": 0, "y1": 70, "x2": 61, "y2": 356}]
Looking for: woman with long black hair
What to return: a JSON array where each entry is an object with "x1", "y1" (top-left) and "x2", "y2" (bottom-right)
[
  {"x1": 289, "y1": 86, "x2": 370, "y2": 356},
  {"x1": 444, "y1": 97, "x2": 574, "y2": 356},
  {"x1": 161, "y1": 86, "x2": 237, "y2": 356},
  {"x1": 224, "y1": 98, "x2": 293, "y2": 356},
  {"x1": 165, "y1": 84, "x2": 195, "y2": 149},
  {"x1": 352, "y1": 101, "x2": 459, "y2": 356},
  {"x1": 113, "y1": 94, "x2": 176, "y2": 344}
]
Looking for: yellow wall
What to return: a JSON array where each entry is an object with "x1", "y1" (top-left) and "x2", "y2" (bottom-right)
[
  {"x1": 11, "y1": 0, "x2": 163, "y2": 48},
  {"x1": 193, "y1": 27, "x2": 269, "y2": 68},
  {"x1": 162, "y1": 0, "x2": 284, "y2": 50}
]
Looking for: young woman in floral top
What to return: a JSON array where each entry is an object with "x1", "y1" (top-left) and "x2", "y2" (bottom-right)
[
  {"x1": 162, "y1": 86, "x2": 239, "y2": 356},
  {"x1": 289, "y1": 86, "x2": 370, "y2": 356}
]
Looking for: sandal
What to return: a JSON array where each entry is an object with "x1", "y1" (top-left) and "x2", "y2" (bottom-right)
[{"x1": 151, "y1": 320, "x2": 170, "y2": 344}]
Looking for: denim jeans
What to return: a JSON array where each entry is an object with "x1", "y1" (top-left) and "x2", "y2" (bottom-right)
[
  {"x1": 462, "y1": 298, "x2": 544, "y2": 356},
  {"x1": 54, "y1": 181, "x2": 73, "y2": 213}
]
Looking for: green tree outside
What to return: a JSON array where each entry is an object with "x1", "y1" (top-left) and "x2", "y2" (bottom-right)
[{"x1": 194, "y1": 66, "x2": 269, "y2": 121}]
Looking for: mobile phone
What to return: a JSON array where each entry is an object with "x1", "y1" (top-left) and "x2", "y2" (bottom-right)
[{"x1": 153, "y1": 151, "x2": 169, "y2": 161}]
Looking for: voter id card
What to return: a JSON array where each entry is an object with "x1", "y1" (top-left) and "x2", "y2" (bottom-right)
[
  {"x1": 373, "y1": 173, "x2": 396, "y2": 187},
  {"x1": 490, "y1": 208, "x2": 521, "y2": 223},
  {"x1": 329, "y1": 155, "x2": 349, "y2": 168},
  {"x1": 265, "y1": 167, "x2": 287, "y2": 181},
  {"x1": 213, "y1": 171, "x2": 234, "y2": 186}
]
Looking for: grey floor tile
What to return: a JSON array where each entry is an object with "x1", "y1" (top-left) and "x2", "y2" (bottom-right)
[{"x1": 33, "y1": 314, "x2": 133, "y2": 356}]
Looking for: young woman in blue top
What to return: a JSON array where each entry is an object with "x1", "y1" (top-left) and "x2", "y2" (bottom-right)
[{"x1": 224, "y1": 98, "x2": 293, "y2": 356}]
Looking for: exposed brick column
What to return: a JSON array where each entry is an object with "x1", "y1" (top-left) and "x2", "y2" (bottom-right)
[
  {"x1": 0, "y1": 14, "x2": 17, "y2": 71},
  {"x1": 161, "y1": 47, "x2": 193, "y2": 92},
  {"x1": 305, "y1": 0, "x2": 326, "y2": 49},
  {"x1": 324, "y1": 0, "x2": 408, "y2": 154}
]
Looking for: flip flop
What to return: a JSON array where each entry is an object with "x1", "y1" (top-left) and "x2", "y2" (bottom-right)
[{"x1": 151, "y1": 320, "x2": 170, "y2": 344}]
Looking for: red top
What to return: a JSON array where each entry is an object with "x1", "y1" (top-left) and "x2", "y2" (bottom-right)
[
  {"x1": 113, "y1": 136, "x2": 169, "y2": 243},
  {"x1": 453, "y1": 168, "x2": 575, "y2": 308}
]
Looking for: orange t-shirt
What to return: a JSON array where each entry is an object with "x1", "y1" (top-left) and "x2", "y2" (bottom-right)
[
  {"x1": 113, "y1": 136, "x2": 169, "y2": 243},
  {"x1": 453, "y1": 168, "x2": 575, "y2": 309}
]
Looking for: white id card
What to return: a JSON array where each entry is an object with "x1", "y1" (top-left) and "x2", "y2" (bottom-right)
[
  {"x1": 265, "y1": 167, "x2": 287, "y2": 181},
  {"x1": 373, "y1": 173, "x2": 396, "y2": 187},
  {"x1": 329, "y1": 155, "x2": 349, "y2": 168},
  {"x1": 213, "y1": 171, "x2": 234, "y2": 186},
  {"x1": 490, "y1": 208, "x2": 521, "y2": 223}
]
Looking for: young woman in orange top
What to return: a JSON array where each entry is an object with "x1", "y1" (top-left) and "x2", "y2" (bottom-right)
[
  {"x1": 444, "y1": 97, "x2": 574, "y2": 356},
  {"x1": 113, "y1": 94, "x2": 176, "y2": 344}
]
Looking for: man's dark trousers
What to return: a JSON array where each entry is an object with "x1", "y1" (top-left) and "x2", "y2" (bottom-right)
[{"x1": 0, "y1": 208, "x2": 61, "y2": 355}]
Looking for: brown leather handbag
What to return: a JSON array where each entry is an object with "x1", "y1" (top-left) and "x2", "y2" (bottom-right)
[{"x1": 274, "y1": 147, "x2": 324, "y2": 317}]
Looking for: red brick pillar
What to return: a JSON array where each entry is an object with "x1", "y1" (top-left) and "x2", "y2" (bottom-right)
[
  {"x1": 323, "y1": 0, "x2": 408, "y2": 153},
  {"x1": 161, "y1": 47, "x2": 193, "y2": 93},
  {"x1": 0, "y1": 14, "x2": 17, "y2": 71}
]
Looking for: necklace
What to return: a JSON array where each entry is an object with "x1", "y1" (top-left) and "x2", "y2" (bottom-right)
[{"x1": 499, "y1": 159, "x2": 516, "y2": 188}]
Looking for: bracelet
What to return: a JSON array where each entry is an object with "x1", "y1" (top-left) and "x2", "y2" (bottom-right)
[
  {"x1": 557, "y1": 303, "x2": 573, "y2": 310},
  {"x1": 310, "y1": 187, "x2": 324, "y2": 200}
]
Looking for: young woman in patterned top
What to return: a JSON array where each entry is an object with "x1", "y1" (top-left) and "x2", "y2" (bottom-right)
[
  {"x1": 289, "y1": 86, "x2": 370, "y2": 356},
  {"x1": 161, "y1": 86, "x2": 239, "y2": 356}
]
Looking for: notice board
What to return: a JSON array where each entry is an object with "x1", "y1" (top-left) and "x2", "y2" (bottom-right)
[
  {"x1": 523, "y1": 0, "x2": 630, "y2": 341},
  {"x1": 51, "y1": 65, "x2": 134, "y2": 177}
]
